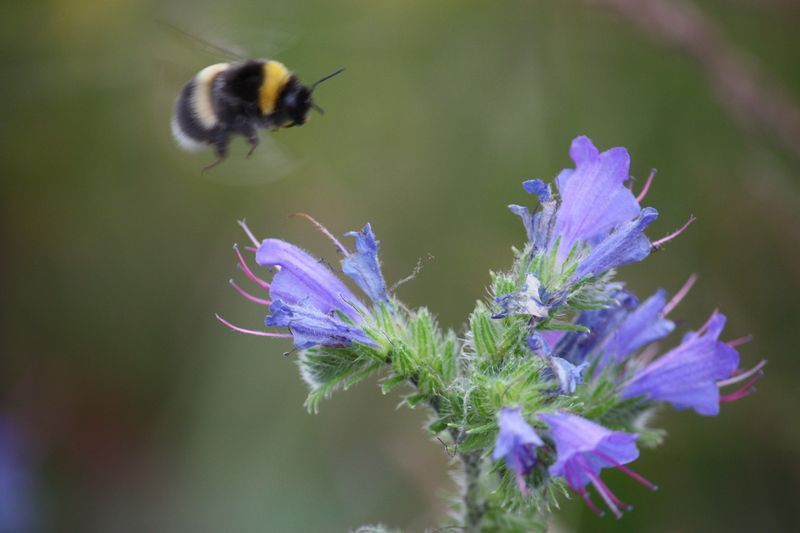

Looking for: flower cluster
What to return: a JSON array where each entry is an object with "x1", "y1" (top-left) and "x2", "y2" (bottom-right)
[
  {"x1": 488, "y1": 136, "x2": 764, "y2": 518},
  {"x1": 217, "y1": 136, "x2": 764, "y2": 531}
]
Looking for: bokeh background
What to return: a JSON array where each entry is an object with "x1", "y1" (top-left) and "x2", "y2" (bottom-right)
[{"x1": 2, "y1": 0, "x2": 799, "y2": 531}]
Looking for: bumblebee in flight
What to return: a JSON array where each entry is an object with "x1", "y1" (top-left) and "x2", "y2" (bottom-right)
[{"x1": 171, "y1": 59, "x2": 344, "y2": 169}]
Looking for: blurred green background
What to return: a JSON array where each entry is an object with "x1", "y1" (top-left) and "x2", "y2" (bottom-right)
[{"x1": 2, "y1": 0, "x2": 799, "y2": 531}]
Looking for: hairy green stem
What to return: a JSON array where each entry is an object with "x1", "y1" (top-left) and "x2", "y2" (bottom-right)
[{"x1": 461, "y1": 451, "x2": 484, "y2": 533}]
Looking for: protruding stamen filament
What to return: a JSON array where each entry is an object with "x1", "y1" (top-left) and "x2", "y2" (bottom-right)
[
  {"x1": 696, "y1": 309, "x2": 720, "y2": 336},
  {"x1": 289, "y1": 212, "x2": 350, "y2": 256},
  {"x1": 234, "y1": 244, "x2": 270, "y2": 290},
  {"x1": 636, "y1": 169, "x2": 656, "y2": 203},
  {"x1": 237, "y1": 219, "x2": 261, "y2": 248},
  {"x1": 590, "y1": 450, "x2": 658, "y2": 491},
  {"x1": 566, "y1": 462, "x2": 604, "y2": 517},
  {"x1": 215, "y1": 313, "x2": 291, "y2": 338},
  {"x1": 717, "y1": 359, "x2": 767, "y2": 388},
  {"x1": 720, "y1": 373, "x2": 762, "y2": 403},
  {"x1": 578, "y1": 486, "x2": 604, "y2": 517},
  {"x1": 663, "y1": 273, "x2": 699, "y2": 316},
  {"x1": 576, "y1": 454, "x2": 633, "y2": 518},
  {"x1": 652, "y1": 215, "x2": 696, "y2": 250},
  {"x1": 574, "y1": 457, "x2": 623, "y2": 519},
  {"x1": 634, "y1": 344, "x2": 661, "y2": 367},
  {"x1": 726, "y1": 335, "x2": 753, "y2": 348},
  {"x1": 229, "y1": 279, "x2": 270, "y2": 306},
  {"x1": 588, "y1": 475, "x2": 624, "y2": 519}
]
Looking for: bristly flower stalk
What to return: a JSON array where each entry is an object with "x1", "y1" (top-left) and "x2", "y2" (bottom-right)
[{"x1": 217, "y1": 135, "x2": 765, "y2": 532}]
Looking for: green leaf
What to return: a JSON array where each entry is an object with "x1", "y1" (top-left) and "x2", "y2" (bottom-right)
[
  {"x1": 380, "y1": 374, "x2": 408, "y2": 395},
  {"x1": 470, "y1": 301, "x2": 499, "y2": 361},
  {"x1": 411, "y1": 307, "x2": 436, "y2": 361},
  {"x1": 539, "y1": 320, "x2": 590, "y2": 333},
  {"x1": 299, "y1": 347, "x2": 383, "y2": 413},
  {"x1": 440, "y1": 332, "x2": 458, "y2": 382}
]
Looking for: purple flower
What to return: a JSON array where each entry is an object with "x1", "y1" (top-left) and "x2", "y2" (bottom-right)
[
  {"x1": 218, "y1": 219, "x2": 388, "y2": 350},
  {"x1": 509, "y1": 180, "x2": 556, "y2": 254},
  {"x1": 541, "y1": 357, "x2": 588, "y2": 395},
  {"x1": 598, "y1": 289, "x2": 674, "y2": 366},
  {"x1": 526, "y1": 331, "x2": 551, "y2": 354},
  {"x1": 569, "y1": 207, "x2": 658, "y2": 282},
  {"x1": 510, "y1": 136, "x2": 661, "y2": 283},
  {"x1": 552, "y1": 290, "x2": 639, "y2": 365},
  {"x1": 621, "y1": 312, "x2": 740, "y2": 416},
  {"x1": 265, "y1": 300, "x2": 377, "y2": 350},
  {"x1": 539, "y1": 411, "x2": 656, "y2": 518},
  {"x1": 257, "y1": 238, "x2": 365, "y2": 320},
  {"x1": 551, "y1": 136, "x2": 643, "y2": 259},
  {"x1": 492, "y1": 407, "x2": 544, "y2": 494},
  {"x1": 341, "y1": 223, "x2": 389, "y2": 305},
  {"x1": 493, "y1": 273, "x2": 549, "y2": 320},
  {"x1": 549, "y1": 288, "x2": 675, "y2": 374}
]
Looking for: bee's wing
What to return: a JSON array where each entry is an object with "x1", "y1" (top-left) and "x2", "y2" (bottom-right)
[
  {"x1": 158, "y1": 22, "x2": 245, "y2": 62},
  {"x1": 157, "y1": 20, "x2": 294, "y2": 62}
]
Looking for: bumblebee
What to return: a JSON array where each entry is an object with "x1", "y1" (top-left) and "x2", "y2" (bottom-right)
[{"x1": 171, "y1": 59, "x2": 344, "y2": 169}]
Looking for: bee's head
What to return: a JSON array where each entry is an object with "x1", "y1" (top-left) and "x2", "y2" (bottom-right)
[
  {"x1": 278, "y1": 80, "x2": 313, "y2": 126},
  {"x1": 277, "y1": 67, "x2": 345, "y2": 127}
]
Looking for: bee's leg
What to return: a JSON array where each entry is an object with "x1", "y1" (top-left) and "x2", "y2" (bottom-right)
[
  {"x1": 203, "y1": 133, "x2": 229, "y2": 173},
  {"x1": 245, "y1": 128, "x2": 260, "y2": 158}
]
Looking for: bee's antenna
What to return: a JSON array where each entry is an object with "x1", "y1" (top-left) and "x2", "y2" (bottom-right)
[
  {"x1": 310, "y1": 102, "x2": 325, "y2": 115},
  {"x1": 309, "y1": 67, "x2": 346, "y2": 93}
]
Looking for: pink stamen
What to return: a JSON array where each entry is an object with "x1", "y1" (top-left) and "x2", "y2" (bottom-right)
[
  {"x1": 720, "y1": 374, "x2": 763, "y2": 403},
  {"x1": 579, "y1": 486, "x2": 604, "y2": 517},
  {"x1": 215, "y1": 313, "x2": 291, "y2": 338},
  {"x1": 229, "y1": 279, "x2": 270, "y2": 306},
  {"x1": 290, "y1": 212, "x2": 350, "y2": 256},
  {"x1": 234, "y1": 244, "x2": 270, "y2": 290},
  {"x1": 245, "y1": 246, "x2": 258, "y2": 253},
  {"x1": 652, "y1": 215, "x2": 696, "y2": 250},
  {"x1": 237, "y1": 219, "x2": 261, "y2": 248},
  {"x1": 726, "y1": 335, "x2": 753, "y2": 348},
  {"x1": 575, "y1": 456, "x2": 623, "y2": 519},
  {"x1": 636, "y1": 169, "x2": 656, "y2": 203},
  {"x1": 663, "y1": 273, "x2": 699, "y2": 316},
  {"x1": 717, "y1": 360, "x2": 767, "y2": 388},
  {"x1": 566, "y1": 462, "x2": 603, "y2": 517},
  {"x1": 719, "y1": 376, "x2": 761, "y2": 403},
  {"x1": 588, "y1": 476, "x2": 625, "y2": 518},
  {"x1": 635, "y1": 344, "x2": 661, "y2": 367},
  {"x1": 696, "y1": 309, "x2": 720, "y2": 336},
  {"x1": 590, "y1": 450, "x2": 658, "y2": 491}
]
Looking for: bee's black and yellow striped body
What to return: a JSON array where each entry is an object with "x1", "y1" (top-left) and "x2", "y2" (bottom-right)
[{"x1": 171, "y1": 59, "x2": 322, "y2": 168}]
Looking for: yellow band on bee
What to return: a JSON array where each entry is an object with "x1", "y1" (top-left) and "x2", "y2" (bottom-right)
[{"x1": 259, "y1": 60, "x2": 291, "y2": 114}]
